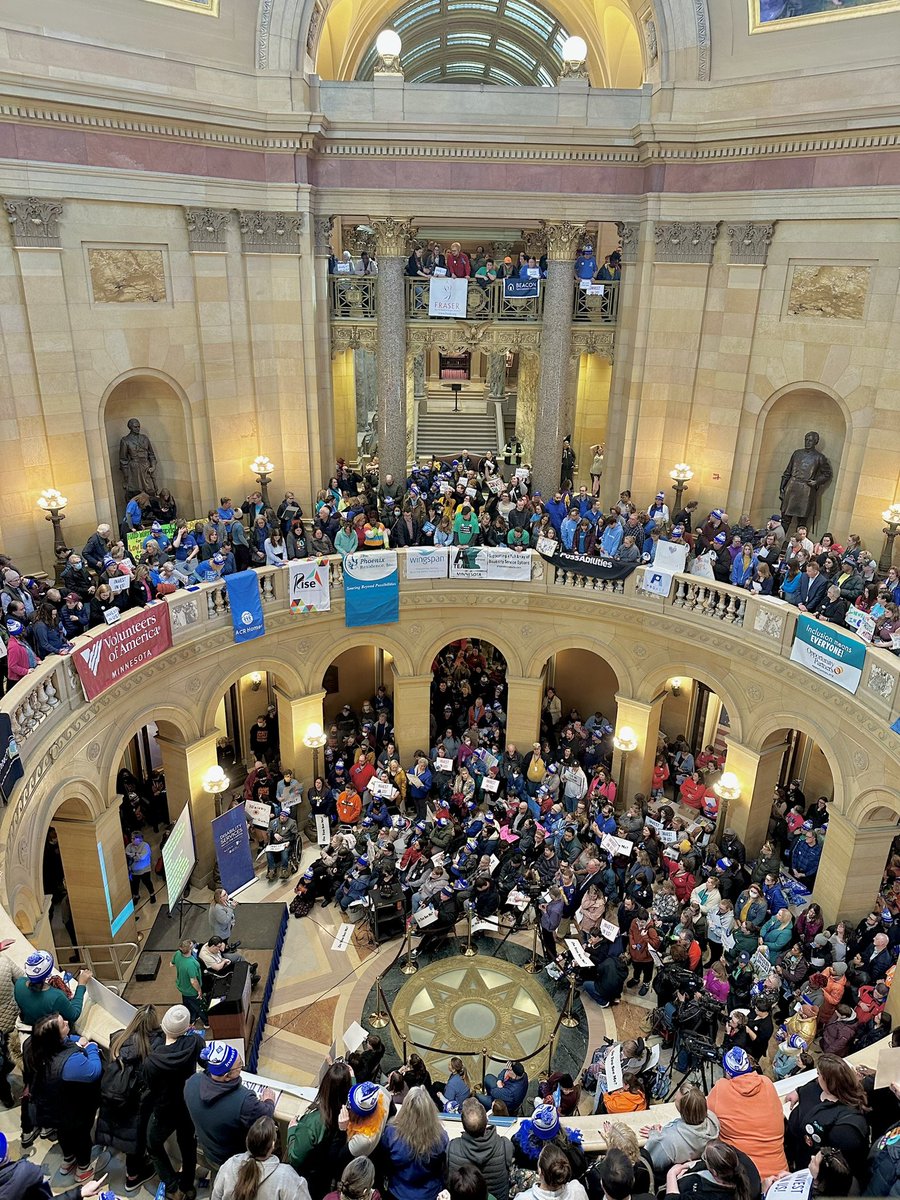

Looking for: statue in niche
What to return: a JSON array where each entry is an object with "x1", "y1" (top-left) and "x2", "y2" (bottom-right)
[
  {"x1": 119, "y1": 418, "x2": 159, "y2": 498},
  {"x1": 779, "y1": 430, "x2": 833, "y2": 533}
]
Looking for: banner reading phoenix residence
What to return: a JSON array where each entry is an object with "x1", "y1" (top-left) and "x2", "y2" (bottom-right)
[
  {"x1": 74, "y1": 604, "x2": 172, "y2": 701},
  {"x1": 343, "y1": 551, "x2": 400, "y2": 627},
  {"x1": 790, "y1": 613, "x2": 867, "y2": 695}
]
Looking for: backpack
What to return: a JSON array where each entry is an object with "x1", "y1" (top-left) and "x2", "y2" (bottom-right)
[{"x1": 100, "y1": 1055, "x2": 139, "y2": 1114}]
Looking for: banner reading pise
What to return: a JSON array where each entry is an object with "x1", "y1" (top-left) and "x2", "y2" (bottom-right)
[{"x1": 74, "y1": 604, "x2": 172, "y2": 701}]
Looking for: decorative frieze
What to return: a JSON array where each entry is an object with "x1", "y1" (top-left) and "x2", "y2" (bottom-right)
[
  {"x1": 654, "y1": 221, "x2": 719, "y2": 264},
  {"x1": 570, "y1": 329, "x2": 615, "y2": 360},
  {"x1": 726, "y1": 221, "x2": 774, "y2": 265},
  {"x1": 406, "y1": 324, "x2": 540, "y2": 355},
  {"x1": 314, "y1": 215, "x2": 335, "y2": 256},
  {"x1": 184, "y1": 207, "x2": 230, "y2": 251},
  {"x1": 539, "y1": 221, "x2": 586, "y2": 262},
  {"x1": 332, "y1": 324, "x2": 377, "y2": 353},
  {"x1": 4, "y1": 196, "x2": 63, "y2": 247},
  {"x1": 643, "y1": 16, "x2": 658, "y2": 63},
  {"x1": 236, "y1": 210, "x2": 303, "y2": 254},
  {"x1": 615, "y1": 221, "x2": 640, "y2": 264},
  {"x1": 370, "y1": 218, "x2": 416, "y2": 259}
]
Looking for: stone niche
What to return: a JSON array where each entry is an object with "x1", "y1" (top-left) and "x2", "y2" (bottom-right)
[{"x1": 785, "y1": 263, "x2": 870, "y2": 320}]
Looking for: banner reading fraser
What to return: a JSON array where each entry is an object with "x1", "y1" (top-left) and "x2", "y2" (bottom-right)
[
  {"x1": 74, "y1": 604, "x2": 172, "y2": 701},
  {"x1": 789, "y1": 613, "x2": 866, "y2": 695},
  {"x1": 343, "y1": 551, "x2": 399, "y2": 627},
  {"x1": 289, "y1": 558, "x2": 331, "y2": 613}
]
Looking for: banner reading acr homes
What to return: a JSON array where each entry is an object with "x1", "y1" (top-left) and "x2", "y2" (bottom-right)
[{"x1": 73, "y1": 603, "x2": 172, "y2": 700}]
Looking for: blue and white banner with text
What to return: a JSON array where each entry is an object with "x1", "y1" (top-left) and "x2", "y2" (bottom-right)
[
  {"x1": 224, "y1": 569, "x2": 265, "y2": 643},
  {"x1": 790, "y1": 614, "x2": 866, "y2": 695},
  {"x1": 343, "y1": 551, "x2": 400, "y2": 627},
  {"x1": 212, "y1": 805, "x2": 256, "y2": 897}
]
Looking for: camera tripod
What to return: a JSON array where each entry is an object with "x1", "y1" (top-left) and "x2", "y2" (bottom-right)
[{"x1": 664, "y1": 1033, "x2": 723, "y2": 1098}]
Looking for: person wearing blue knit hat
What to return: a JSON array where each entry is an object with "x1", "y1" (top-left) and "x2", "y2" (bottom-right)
[
  {"x1": 511, "y1": 1102, "x2": 586, "y2": 1176},
  {"x1": 14, "y1": 952, "x2": 92, "y2": 1030},
  {"x1": 184, "y1": 1042, "x2": 275, "y2": 1169}
]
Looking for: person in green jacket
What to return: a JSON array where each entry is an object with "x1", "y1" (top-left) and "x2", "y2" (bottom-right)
[
  {"x1": 759, "y1": 909, "x2": 794, "y2": 956},
  {"x1": 287, "y1": 1061, "x2": 351, "y2": 1200},
  {"x1": 13, "y1": 951, "x2": 92, "y2": 1029},
  {"x1": 452, "y1": 504, "x2": 479, "y2": 546},
  {"x1": 171, "y1": 938, "x2": 205, "y2": 1024}
]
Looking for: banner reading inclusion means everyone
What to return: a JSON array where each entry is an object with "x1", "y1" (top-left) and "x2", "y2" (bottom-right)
[
  {"x1": 789, "y1": 613, "x2": 866, "y2": 695},
  {"x1": 343, "y1": 550, "x2": 399, "y2": 627}
]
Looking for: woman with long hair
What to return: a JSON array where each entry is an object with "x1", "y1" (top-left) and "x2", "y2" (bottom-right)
[
  {"x1": 380, "y1": 1086, "x2": 449, "y2": 1200},
  {"x1": 214, "y1": 1116, "x2": 310, "y2": 1200},
  {"x1": 442, "y1": 1057, "x2": 471, "y2": 1107},
  {"x1": 785, "y1": 1053, "x2": 870, "y2": 1181},
  {"x1": 287, "y1": 1061, "x2": 351, "y2": 1200},
  {"x1": 95, "y1": 1004, "x2": 164, "y2": 1190},
  {"x1": 665, "y1": 1140, "x2": 754, "y2": 1200},
  {"x1": 323, "y1": 1157, "x2": 380, "y2": 1200},
  {"x1": 26, "y1": 1012, "x2": 102, "y2": 1183}
]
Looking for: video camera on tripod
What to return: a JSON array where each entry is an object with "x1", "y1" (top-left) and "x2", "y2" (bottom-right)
[{"x1": 680, "y1": 1032, "x2": 722, "y2": 1064}]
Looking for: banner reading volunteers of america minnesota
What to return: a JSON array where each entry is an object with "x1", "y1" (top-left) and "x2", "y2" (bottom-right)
[{"x1": 73, "y1": 604, "x2": 173, "y2": 700}]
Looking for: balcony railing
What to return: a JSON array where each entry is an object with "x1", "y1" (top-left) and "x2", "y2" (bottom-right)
[{"x1": 329, "y1": 274, "x2": 618, "y2": 326}]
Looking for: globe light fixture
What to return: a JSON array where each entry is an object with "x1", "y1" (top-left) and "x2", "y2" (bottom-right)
[
  {"x1": 714, "y1": 771, "x2": 741, "y2": 801},
  {"x1": 375, "y1": 29, "x2": 403, "y2": 75},
  {"x1": 37, "y1": 488, "x2": 70, "y2": 572},
  {"x1": 670, "y1": 463, "x2": 694, "y2": 509},
  {"x1": 250, "y1": 455, "x2": 275, "y2": 508},
  {"x1": 203, "y1": 765, "x2": 229, "y2": 795},
  {"x1": 613, "y1": 725, "x2": 638, "y2": 753},
  {"x1": 879, "y1": 503, "x2": 900, "y2": 573},
  {"x1": 303, "y1": 720, "x2": 328, "y2": 779},
  {"x1": 559, "y1": 34, "x2": 588, "y2": 80}
]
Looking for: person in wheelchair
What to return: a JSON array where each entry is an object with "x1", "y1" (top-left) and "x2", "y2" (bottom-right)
[
  {"x1": 266, "y1": 809, "x2": 298, "y2": 881},
  {"x1": 199, "y1": 935, "x2": 259, "y2": 988}
]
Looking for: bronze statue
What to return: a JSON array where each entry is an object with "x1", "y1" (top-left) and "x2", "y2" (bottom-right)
[
  {"x1": 119, "y1": 418, "x2": 158, "y2": 498},
  {"x1": 779, "y1": 430, "x2": 833, "y2": 533}
]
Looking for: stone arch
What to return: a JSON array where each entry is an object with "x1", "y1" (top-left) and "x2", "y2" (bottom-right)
[
  {"x1": 418, "y1": 626, "x2": 523, "y2": 678},
  {"x1": 98, "y1": 368, "x2": 204, "y2": 522},
  {"x1": 255, "y1": 0, "x2": 710, "y2": 82},
  {"x1": 199, "y1": 657, "x2": 308, "y2": 731},
  {"x1": 6, "y1": 778, "x2": 106, "y2": 936},
  {"x1": 747, "y1": 710, "x2": 846, "y2": 815},
  {"x1": 632, "y1": 659, "x2": 747, "y2": 744},
  {"x1": 99, "y1": 707, "x2": 204, "y2": 801},
  {"x1": 850, "y1": 787, "x2": 900, "y2": 828},
  {"x1": 523, "y1": 632, "x2": 633, "y2": 696},
  {"x1": 306, "y1": 629, "x2": 417, "y2": 696}
]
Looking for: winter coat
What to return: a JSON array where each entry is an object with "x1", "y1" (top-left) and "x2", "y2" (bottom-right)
[
  {"x1": 287, "y1": 1107, "x2": 348, "y2": 1200},
  {"x1": 212, "y1": 1154, "x2": 311, "y2": 1200},
  {"x1": 735, "y1": 890, "x2": 768, "y2": 928},
  {"x1": 707, "y1": 1071, "x2": 788, "y2": 1177},
  {"x1": 380, "y1": 1125, "x2": 448, "y2": 1200},
  {"x1": 628, "y1": 918, "x2": 660, "y2": 963},
  {"x1": 0, "y1": 957, "x2": 23, "y2": 1035},
  {"x1": 0, "y1": 1157, "x2": 83, "y2": 1200},
  {"x1": 760, "y1": 915, "x2": 794, "y2": 955},
  {"x1": 447, "y1": 1124, "x2": 514, "y2": 1200},
  {"x1": 184, "y1": 1072, "x2": 275, "y2": 1168},
  {"x1": 644, "y1": 1112, "x2": 721, "y2": 1176},
  {"x1": 821, "y1": 1013, "x2": 857, "y2": 1057},
  {"x1": 95, "y1": 1027, "x2": 164, "y2": 1155},
  {"x1": 143, "y1": 1029, "x2": 205, "y2": 1115},
  {"x1": 866, "y1": 1121, "x2": 900, "y2": 1197}
]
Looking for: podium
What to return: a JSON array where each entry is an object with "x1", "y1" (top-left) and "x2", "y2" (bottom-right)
[{"x1": 207, "y1": 960, "x2": 253, "y2": 1044}]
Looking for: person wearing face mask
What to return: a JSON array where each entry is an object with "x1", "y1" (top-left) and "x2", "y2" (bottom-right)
[
  {"x1": 61, "y1": 553, "x2": 95, "y2": 601},
  {"x1": 734, "y1": 883, "x2": 768, "y2": 928}
]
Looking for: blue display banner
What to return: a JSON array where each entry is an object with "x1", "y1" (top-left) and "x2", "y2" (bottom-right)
[
  {"x1": 343, "y1": 550, "x2": 400, "y2": 628},
  {"x1": 503, "y1": 277, "x2": 539, "y2": 298},
  {"x1": 224, "y1": 570, "x2": 265, "y2": 643},
  {"x1": 212, "y1": 805, "x2": 256, "y2": 896}
]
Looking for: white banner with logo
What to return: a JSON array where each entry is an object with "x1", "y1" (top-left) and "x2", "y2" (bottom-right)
[
  {"x1": 652, "y1": 540, "x2": 689, "y2": 574},
  {"x1": 404, "y1": 548, "x2": 450, "y2": 579},
  {"x1": 288, "y1": 558, "x2": 331, "y2": 613},
  {"x1": 428, "y1": 277, "x2": 468, "y2": 318},
  {"x1": 449, "y1": 547, "x2": 532, "y2": 581},
  {"x1": 641, "y1": 569, "x2": 673, "y2": 596}
]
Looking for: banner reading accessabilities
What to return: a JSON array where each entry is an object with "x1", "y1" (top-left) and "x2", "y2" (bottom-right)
[
  {"x1": 289, "y1": 558, "x2": 331, "y2": 613},
  {"x1": 790, "y1": 613, "x2": 866, "y2": 695},
  {"x1": 449, "y1": 547, "x2": 532, "y2": 581},
  {"x1": 212, "y1": 805, "x2": 256, "y2": 897},
  {"x1": 343, "y1": 551, "x2": 399, "y2": 628},
  {"x1": 537, "y1": 544, "x2": 639, "y2": 583},
  {"x1": 224, "y1": 570, "x2": 265, "y2": 644},
  {"x1": 405, "y1": 548, "x2": 451, "y2": 580},
  {"x1": 74, "y1": 604, "x2": 172, "y2": 700},
  {"x1": 428, "y1": 277, "x2": 468, "y2": 318}
]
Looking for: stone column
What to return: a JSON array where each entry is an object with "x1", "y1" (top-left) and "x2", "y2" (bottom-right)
[
  {"x1": 505, "y1": 675, "x2": 545, "y2": 751},
  {"x1": 312, "y1": 215, "x2": 338, "y2": 482},
  {"x1": 278, "y1": 690, "x2": 327, "y2": 784},
  {"x1": 487, "y1": 352, "x2": 507, "y2": 400},
  {"x1": 612, "y1": 693, "x2": 665, "y2": 805},
  {"x1": 532, "y1": 221, "x2": 585, "y2": 498},
  {"x1": 515, "y1": 352, "x2": 540, "y2": 467},
  {"x1": 602, "y1": 221, "x2": 644, "y2": 509},
  {"x1": 372, "y1": 218, "x2": 415, "y2": 482},
  {"x1": 813, "y1": 812, "x2": 895, "y2": 925},
  {"x1": 413, "y1": 353, "x2": 427, "y2": 400},
  {"x1": 718, "y1": 737, "x2": 788, "y2": 855},
  {"x1": 354, "y1": 349, "x2": 378, "y2": 433},
  {"x1": 54, "y1": 805, "x2": 137, "y2": 955},
  {"x1": 156, "y1": 731, "x2": 221, "y2": 885},
  {"x1": 391, "y1": 667, "x2": 433, "y2": 761}
]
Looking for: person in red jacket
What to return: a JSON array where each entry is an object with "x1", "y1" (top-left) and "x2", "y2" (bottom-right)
[
  {"x1": 679, "y1": 771, "x2": 708, "y2": 810},
  {"x1": 626, "y1": 915, "x2": 660, "y2": 996},
  {"x1": 666, "y1": 859, "x2": 696, "y2": 904},
  {"x1": 446, "y1": 242, "x2": 471, "y2": 278}
]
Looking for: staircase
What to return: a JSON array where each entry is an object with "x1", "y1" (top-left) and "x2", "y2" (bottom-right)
[{"x1": 415, "y1": 404, "x2": 503, "y2": 458}]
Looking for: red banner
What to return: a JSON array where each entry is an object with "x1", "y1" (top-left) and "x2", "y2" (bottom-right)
[{"x1": 73, "y1": 604, "x2": 172, "y2": 700}]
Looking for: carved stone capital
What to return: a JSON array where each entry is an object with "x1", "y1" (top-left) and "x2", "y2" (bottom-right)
[
  {"x1": 406, "y1": 324, "x2": 541, "y2": 356},
  {"x1": 184, "y1": 207, "x2": 231, "y2": 251},
  {"x1": 332, "y1": 323, "x2": 377, "y2": 354},
  {"x1": 314, "y1": 215, "x2": 335, "y2": 256},
  {"x1": 490, "y1": 240, "x2": 514, "y2": 262},
  {"x1": 370, "y1": 218, "x2": 416, "y2": 258},
  {"x1": 570, "y1": 328, "x2": 615, "y2": 361},
  {"x1": 4, "y1": 196, "x2": 63, "y2": 247},
  {"x1": 236, "y1": 210, "x2": 303, "y2": 254},
  {"x1": 521, "y1": 228, "x2": 547, "y2": 260},
  {"x1": 615, "y1": 221, "x2": 640, "y2": 264},
  {"x1": 344, "y1": 224, "x2": 376, "y2": 256},
  {"x1": 539, "y1": 220, "x2": 586, "y2": 262},
  {"x1": 654, "y1": 221, "x2": 719, "y2": 264},
  {"x1": 726, "y1": 221, "x2": 775, "y2": 265}
]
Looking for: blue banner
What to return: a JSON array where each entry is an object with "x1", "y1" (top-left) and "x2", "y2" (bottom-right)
[
  {"x1": 504, "y1": 277, "x2": 539, "y2": 298},
  {"x1": 212, "y1": 805, "x2": 256, "y2": 896},
  {"x1": 343, "y1": 550, "x2": 399, "y2": 628},
  {"x1": 224, "y1": 569, "x2": 265, "y2": 643}
]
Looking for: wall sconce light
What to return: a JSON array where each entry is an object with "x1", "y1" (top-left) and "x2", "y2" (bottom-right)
[
  {"x1": 249, "y1": 671, "x2": 263, "y2": 692},
  {"x1": 559, "y1": 34, "x2": 588, "y2": 80},
  {"x1": 375, "y1": 29, "x2": 403, "y2": 75},
  {"x1": 714, "y1": 771, "x2": 741, "y2": 801},
  {"x1": 670, "y1": 677, "x2": 682, "y2": 697},
  {"x1": 613, "y1": 725, "x2": 638, "y2": 753},
  {"x1": 669, "y1": 464, "x2": 694, "y2": 509},
  {"x1": 250, "y1": 456, "x2": 275, "y2": 509},
  {"x1": 879, "y1": 503, "x2": 900, "y2": 573},
  {"x1": 203, "y1": 765, "x2": 229, "y2": 795}
]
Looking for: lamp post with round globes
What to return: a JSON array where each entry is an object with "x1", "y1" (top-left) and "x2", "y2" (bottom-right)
[
  {"x1": 879, "y1": 504, "x2": 900, "y2": 574},
  {"x1": 37, "y1": 488, "x2": 70, "y2": 580},
  {"x1": 375, "y1": 29, "x2": 403, "y2": 75},
  {"x1": 250, "y1": 456, "x2": 274, "y2": 510},
  {"x1": 713, "y1": 770, "x2": 741, "y2": 841},
  {"x1": 303, "y1": 721, "x2": 328, "y2": 782},
  {"x1": 203, "y1": 765, "x2": 230, "y2": 818},
  {"x1": 670, "y1": 464, "x2": 694, "y2": 512},
  {"x1": 560, "y1": 34, "x2": 588, "y2": 80}
]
